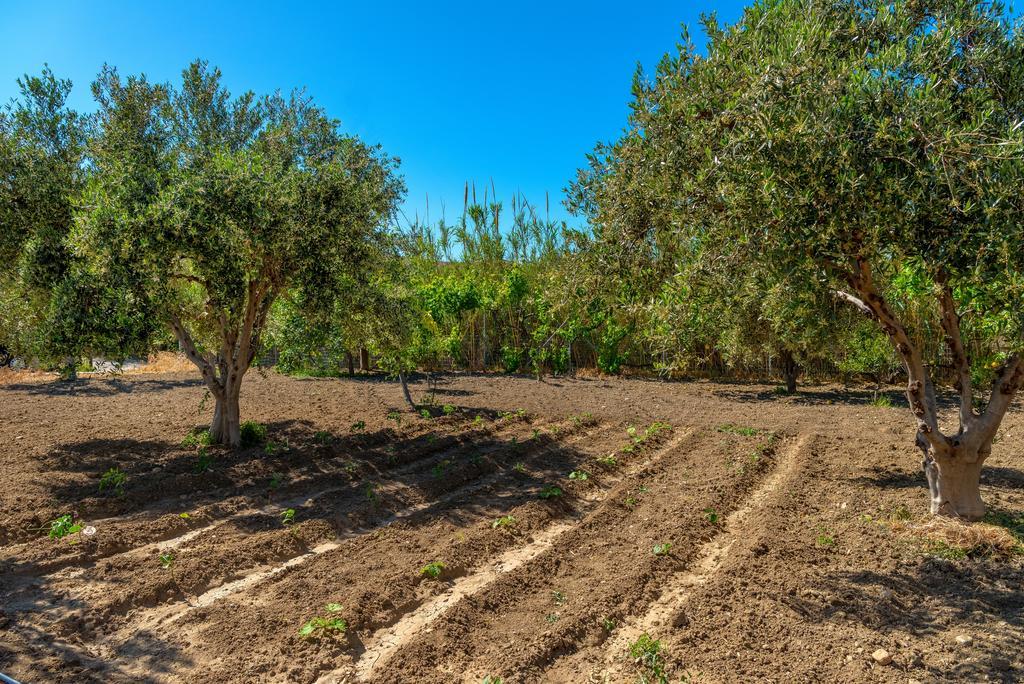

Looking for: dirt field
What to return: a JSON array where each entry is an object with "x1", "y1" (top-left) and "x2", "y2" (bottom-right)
[{"x1": 1, "y1": 370, "x2": 1022, "y2": 683}]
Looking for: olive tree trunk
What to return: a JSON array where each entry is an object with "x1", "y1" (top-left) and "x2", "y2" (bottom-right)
[
  {"x1": 209, "y1": 381, "x2": 243, "y2": 447},
  {"x1": 837, "y1": 260, "x2": 1024, "y2": 521},
  {"x1": 779, "y1": 349, "x2": 799, "y2": 394},
  {"x1": 923, "y1": 444, "x2": 987, "y2": 520}
]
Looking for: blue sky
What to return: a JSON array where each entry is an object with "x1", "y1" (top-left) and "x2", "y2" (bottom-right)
[{"x1": 0, "y1": 0, "x2": 746, "y2": 228}]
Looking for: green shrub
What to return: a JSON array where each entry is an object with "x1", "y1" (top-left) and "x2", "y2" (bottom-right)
[{"x1": 240, "y1": 421, "x2": 267, "y2": 448}]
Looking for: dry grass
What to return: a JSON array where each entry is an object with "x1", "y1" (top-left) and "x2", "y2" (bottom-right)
[
  {"x1": 130, "y1": 352, "x2": 194, "y2": 374},
  {"x1": 892, "y1": 515, "x2": 1023, "y2": 559}
]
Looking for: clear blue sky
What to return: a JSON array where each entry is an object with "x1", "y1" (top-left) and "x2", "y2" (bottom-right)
[{"x1": 0, "y1": 0, "x2": 746, "y2": 228}]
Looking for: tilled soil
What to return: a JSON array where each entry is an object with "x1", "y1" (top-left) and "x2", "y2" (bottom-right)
[{"x1": 0, "y1": 370, "x2": 1021, "y2": 683}]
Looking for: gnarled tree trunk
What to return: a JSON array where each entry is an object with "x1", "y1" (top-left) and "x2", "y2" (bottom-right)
[
  {"x1": 209, "y1": 381, "x2": 243, "y2": 447},
  {"x1": 923, "y1": 444, "x2": 987, "y2": 520}
]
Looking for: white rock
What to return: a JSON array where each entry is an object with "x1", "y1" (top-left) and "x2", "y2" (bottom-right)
[
  {"x1": 872, "y1": 649, "x2": 893, "y2": 665},
  {"x1": 955, "y1": 634, "x2": 973, "y2": 646}
]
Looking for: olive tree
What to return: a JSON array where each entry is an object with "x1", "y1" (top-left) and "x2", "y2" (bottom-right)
[
  {"x1": 0, "y1": 68, "x2": 86, "y2": 372},
  {"x1": 582, "y1": 0, "x2": 1024, "y2": 519},
  {"x1": 75, "y1": 62, "x2": 402, "y2": 445}
]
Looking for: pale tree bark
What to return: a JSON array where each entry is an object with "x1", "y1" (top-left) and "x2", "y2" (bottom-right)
[
  {"x1": 836, "y1": 258, "x2": 1023, "y2": 520},
  {"x1": 169, "y1": 278, "x2": 273, "y2": 448}
]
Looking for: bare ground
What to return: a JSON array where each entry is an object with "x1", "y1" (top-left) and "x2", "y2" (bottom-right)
[{"x1": 0, "y1": 370, "x2": 1021, "y2": 683}]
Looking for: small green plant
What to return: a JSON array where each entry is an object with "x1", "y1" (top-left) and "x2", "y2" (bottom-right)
[
  {"x1": 473, "y1": 414, "x2": 484, "y2": 426},
  {"x1": 482, "y1": 677, "x2": 504, "y2": 684},
  {"x1": 551, "y1": 590, "x2": 567, "y2": 605},
  {"x1": 420, "y1": 408, "x2": 432, "y2": 419},
  {"x1": 870, "y1": 392, "x2": 894, "y2": 408},
  {"x1": 365, "y1": 482, "x2": 379, "y2": 504},
  {"x1": 512, "y1": 461, "x2": 527, "y2": 474},
  {"x1": 492, "y1": 515, "x2": 517, "y2": 529},
  {"x1": 350, "y1": 420, "x2": 366, "y2": 432},
  {"x1": 568, "y1": 470, "x2": 590, "y2": 482},
  {"x1": 923, "y1": 539, "x2": 968, "y2": 560},
  {"x1": 432, "y1": 459, "x2": 453, "y2": 477},
  {"x1": 314, "y1": 430, "x2": 333, "y2": 445},
  {"x1": 181, "y1": 428, "x2": 212, "y2": 449},
  {"x1": 48, "y1": 514, "x2": 82, "y2": 540},
  {"x1": 420, "y1": 561, "x2": 445, "y2": 579},
  {"x1": 716, "y1": 424, "x2": 759, "y2": 437},
  {"x1": 179, "y1": 512, "x2": 191, "y2": 519},
  {"x1": 703, "y1": 508, "x2": 720, "y2": 524},
  {"x1": 239, "y1": 420, "x2": 268, "y2": 448},
  {"x1": 624, "y1": 495, "x2": 640, "y2": 508},
  {"x1": 194, "y1": 447, "x2": 214, "y2": 474},
  {"x1": 159, "y1": 552, "x2": 175, "y2": 570},
  {"x1": 539, "y1": 485, "x2": 563, "y2": 499},
  {"x1": 98, "y1": 467, "x2": 127, "y2": 495},
  {"x1": 816, "y1": 529, "x2": 836, "y2": 548},
  {"x1": 629, "y1": 633, "x2": 669, "y2": 684},
  {"x1": 442, "y1": 404, "x2": 456, "y2": 416},
  {"x1": 597, "y1": 453, "x2": 618, "y2": 467},
  {"x1": 264, "y1": 439, "x2": 290, "y2": 456},
  {"x1": 652, "y1": 542, "x2": 673, "y2": 556},
  {"x1": 387, "y1": 411, "x2": 402, "y2": 426},
  {"x1": 545, "y1": 612, "x2": 560, "y2": 623},
  {"x1": 281, "y1": 508, "x2": 296, "y2": 525},
  {"x1": 531, "y1": 428, "x2": 541, "y2": 440},
  {"x1": 298, "y1": 603, "x2": 347, "y2": 638},
  {"x1": 601, "y1": 616, "x2": 616, "y2": 631},
  {"x1": 269, "y1": 472, "x2": 285, "y2": 489}
]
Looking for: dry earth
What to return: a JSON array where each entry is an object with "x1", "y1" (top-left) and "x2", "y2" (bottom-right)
[{"x1": 0, "y1": 369, "x2": 1021, "y2": 683}]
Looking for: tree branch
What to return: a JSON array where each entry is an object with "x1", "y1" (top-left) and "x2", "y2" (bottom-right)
[
  {"x1": 936, "y1": 276, "x2": 973, "y2": 431},
  {"x1": 838, "y1": 258, "x2": 946, "y2": 453}
]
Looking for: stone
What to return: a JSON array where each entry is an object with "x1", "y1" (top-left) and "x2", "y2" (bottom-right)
[
  {"x1": 872, "y1": 649, "x2": 893, "y2": 665},
  {"x1": 955, "y1": 634, "x2": 973, "y2": 646}
]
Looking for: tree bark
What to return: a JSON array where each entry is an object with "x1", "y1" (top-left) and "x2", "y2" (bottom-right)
[
  {"x1": 923, "y1": 443, "x2": 987, "y2": 520},
  {"x1": 359, "y1": 348, "x2": 370, "y2": 372},
  {"x1": 779, "y1": 349, "x2": 799, "y2": 394},
  {"x1": 209, "y1": 383, "x2": 242, "y2": 447},
  {"x1": 346, "y1": 351, "x2": 355, "y2": 377}
]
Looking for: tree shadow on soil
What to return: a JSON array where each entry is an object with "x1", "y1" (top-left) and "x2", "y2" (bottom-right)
[
  {"x1": 0, "y1": 376, "x2": 202, "y2": 397},
  {"x1": 0, "y1": 556, "x2": 193, "y2": 684},
  {"x1": 854, "y1": 464, "x2": 1024, "y2": 492},
  {"x1": 784, "y1": 563, "x2": 1022, "y2": 682}
]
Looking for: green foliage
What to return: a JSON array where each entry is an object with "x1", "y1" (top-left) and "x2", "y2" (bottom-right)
[
  {"x1": 716, "y1": 424, "x2": 759, "y2": 437},
  {"x1": 420, "y1": 561, "x2": 445, "y2": 579},
  {"x1": 652, "y1": 542, "x2": 672, "y2": 556},
  {"x1": 98, "y1": 466, "x2": 126, "y2": 495},
  {"x1": 193, "y1": 447, "x2": 214, "y2": 474},
  {"x1": 159, "y1": 552, "x2": 175, "y2": 570},
  {"x1": 181, "y1": 428, "x2": 213, "y2": 449},
  {"x1": 350, "y1": 420, "x2": 366, "y2": 432},
  {"x1": 299, "y1": 603, "x2": 347, "y2": 638},
  {"x1": 281, "y1": 508, "x2": 296, "y2": 526},
  {"x1": 47, "y1": 514, "x2": 82, "y2": 540},
  {"x1": 492, "y1": 515, "x2": 517, "y2": 529},
  {"x1": 538, "y1": 485, "x2": 563, "y2": 499},
  {"x1": 239, "y1": 421, "x2": 267, "y2": 448},
  {"x1": 629, "y1": 634, "x2": 669, "y2": 684}
]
